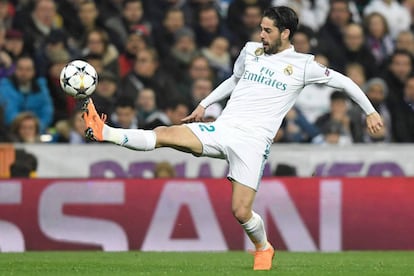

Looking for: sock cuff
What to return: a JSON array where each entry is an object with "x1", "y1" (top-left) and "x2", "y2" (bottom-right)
[{"x1": 241, "y1": 211, "x2": 260, "y2": 230}]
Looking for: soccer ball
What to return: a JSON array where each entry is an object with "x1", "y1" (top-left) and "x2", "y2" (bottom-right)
[{"x1": 60, "y1": 60, "x2": 98, "y2": 99}]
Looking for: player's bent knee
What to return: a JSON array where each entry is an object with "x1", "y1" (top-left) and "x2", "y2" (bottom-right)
[{"x1": 232, "y1": 205, "x2": 252, "y2": 223}]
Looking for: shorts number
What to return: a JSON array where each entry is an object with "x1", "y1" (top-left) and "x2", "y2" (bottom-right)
[{"x1": 198, "y1": 124, "x2": 215, "y2": 132}]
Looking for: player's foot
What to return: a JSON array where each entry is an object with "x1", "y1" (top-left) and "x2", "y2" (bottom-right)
[
  {"x1": 82, "y1": 98, "x2": 106, "y2": 141},
  {"x1": 253, "y1": 243, "x2": 275, "y2": 270}
]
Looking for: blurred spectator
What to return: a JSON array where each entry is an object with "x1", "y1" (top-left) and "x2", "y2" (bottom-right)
[
  {"x1": 342, "y1": 23, "x2": 378, "y2": 79},
  {"x1": 54, "y1": 109, "x2": 87, "y2": 144},
  {"x1": 273, "y1": 163, "x2": 297, "y2": 176},
  {"x1": 0, "y1": 55, "x2": 53, "y2": 133},
  {"x1": 45, "y1": 48, "x2": 75, "y2": 124},
  {"x1": 363, "y1": 12, "x2": 394, "y2": 68},
  {"x1": 314, "y1": 91, "x2": 356, "y2": 143},
  {"x1": 96, "y1": 0, "x2": 123, "y2": 20},
  {"x1": 9, "y1": 112, "x2": 41, "y2": 143},
  {"x1": 313, "y1": 119, "x2": 352, "y2": 145},
  {"x1": 144, "y1": 98, "x2": 189, "y2": 129},
  {"x1": 345, "y1": 62, "x2": 366, "y2": 89},
  {"x1": 110, "y1": 97, "x2": 139, "y2": 129},
  {"x1": 201, "y1": 36, "x2": 232, "y2": 82},
  {"x1": 181, "y1": 0, "x2": 221, "y2": 28},
  {"x1": 230, "y1": 3, "x2": 262, "y2": 51},
  {"x1": 82, "y1": 29, "x2": 119, "y2": 77},
  {"x1": 277, "y1": 107, "x2": 320, "y2": 143},
  {"x1": 227, "y1": 0, "x2": 271, "y2": 37},
  {"x1": 153, "y1": 161, "x2": 176, "y2": 178},
  {"x1": 353, "y1": 77, "x2": 392, "y2": 143},
  {"x1": 136, "y1": 87, "x2": 160, "y2": 125},
  {"x1": 0, "y1": 105, "x2": 11, "y2": 142},
  {"x1": 74, "y1": 0, "x2": 106, "y2": 46},
  {"x1": 118, "y1": 28, "x2": 150, "y2": 78},
  {"x1": 84, "y1": 53, "x2": 104, "y2": 75},
  {"x1": 0, "y1": 0, "x2": 14, "y2": 29},
  {"x1": 364, "y1": 0, "x2": 410, "y2": 39},
  {"x1": 152, "y1": 7, "x2": 185, "y2": 59},
  {"x1": 317, "y1": 0, "x2": 352, "y2": 73},
  {"x1": 164, "y1": 27, "x2": 200, "y2": 84},
  {"x1": 60, "y1": 0, "x2": 110, "y2": 51},
  {"x1": 10, "y1": 149, "x2": 38, "y2": 177},
  {"x1": 295, "y1": 54, "x2": 335, "y2": 123},
  {"x1": 292, "y1": 25, "x2": 316, "y2": 54},
  {"x1": 92, "y1": 70, "x2": 118, "y2": 117},
  {"x1": 178, "y1": 55, "x2": 215, "y2": 97},
  {"x1": 190, "y1": 78, "x2": 222, "y2": 120},
  {"x1": 395, "y1": 30, "x2": 414, "y2": 56},
  {"x1": 104, "y1": 0, "x2": 151, "y2": 51},
  {"x1": 194, "y1": 4, "x2": 233, "y2": 48},
  {"x1": 14, "y1": 0, "x2": 61, "y2": 55},
  {"x1": 0, "y1": 22, "x2": 15, "y2": 79},
  {"x1": 121, "y1": 48, "x2": 179, "y2": 109},
  {"x1": 272, "y1": 0, "x2": 330, "y2": 31},
  {"x1": 381, "y1": 50, "x2": 413, "y2": 113},
  {"x1": 249, "y1": 26, "x2": 262, "y2": 43},
  {"x1": 390, "y1": 74, "x2": 414, "y2": 142},
  {"x1": 35, "y1": 29, "x2": 72, "y2": 77},
  {"x1": 4, "y1": 29, "x2": 25, "y2": 61},
  {"x1": 144, "y1": 0, "x2": 187, "y2": 27}
]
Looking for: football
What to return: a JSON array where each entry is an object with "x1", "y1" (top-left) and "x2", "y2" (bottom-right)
[{"x1": 60, "y1": 60, "x2": 98, "y2": 99}]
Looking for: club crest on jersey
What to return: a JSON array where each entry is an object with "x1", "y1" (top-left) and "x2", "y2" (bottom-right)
[
  {"x1": 284, "y1": 65, "x2": 293, "y2": 75},
  {"x1": 255, "y1": 47, "x2": 264, "y2": 56}
]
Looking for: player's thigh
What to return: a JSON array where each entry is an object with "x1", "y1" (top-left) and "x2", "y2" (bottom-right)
[{"x1": 154, "y1": 125, "x2": 203, "y2": 154}]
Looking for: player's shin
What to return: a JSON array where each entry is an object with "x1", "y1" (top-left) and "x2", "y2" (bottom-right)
[
  {"x1": 241, "y1": 211, "x2": 270, "y2": 251},
  {"x1": 103, "y1": 125, "x2": 156, "y2": 151}
]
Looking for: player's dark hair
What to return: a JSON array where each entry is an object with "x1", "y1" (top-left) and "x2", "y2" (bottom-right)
[{"x1": 263, "y1": 6, "x2": 298, "y2": 40}]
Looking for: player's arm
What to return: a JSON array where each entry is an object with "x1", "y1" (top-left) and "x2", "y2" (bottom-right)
[
  {"x1": 182, "y1": 44, "x2": 247, "y2": 123},
  {"x1": 181, "y1": 75, "x2": 240, "y2": 122},
  {"x1": 326, "y1": 71, "x2": 383, "y2": 134},
  {"x1": 304, "y1": 58, "x2": 383, "y2": 134}
]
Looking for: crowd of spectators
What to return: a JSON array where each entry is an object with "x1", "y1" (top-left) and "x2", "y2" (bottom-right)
[{"x1": 1, "y1": 0, "x2": 414, "y2": 145}]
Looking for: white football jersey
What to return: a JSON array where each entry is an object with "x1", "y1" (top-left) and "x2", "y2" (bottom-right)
[{"x1": 217, "y1": 42, "x2": 336, "y2": 143}]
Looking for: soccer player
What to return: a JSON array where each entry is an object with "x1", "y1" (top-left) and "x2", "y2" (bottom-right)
[{"x1": 83, "y1": 6, "x2": 383, "y2": 270}]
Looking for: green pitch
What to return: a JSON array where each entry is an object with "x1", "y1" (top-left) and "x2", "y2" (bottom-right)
[{"x1": 1, "y1": 251, "x2": 413, "y2": 276}]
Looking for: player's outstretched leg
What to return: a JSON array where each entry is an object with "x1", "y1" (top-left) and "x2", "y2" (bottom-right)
[{"x1": 82, "y1": 98, "x2": 156, "y2": 150}]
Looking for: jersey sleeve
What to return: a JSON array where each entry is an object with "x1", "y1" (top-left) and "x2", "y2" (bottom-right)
[
  {"x1": 304, "y1": 56, "x2": 376, "y2": 115},
  {"x1": 233, "y1": 44, "x2": 247, "y2": 78},
  {"x1": 304, "y1": 56, "x2": 332, "y2": 85}
]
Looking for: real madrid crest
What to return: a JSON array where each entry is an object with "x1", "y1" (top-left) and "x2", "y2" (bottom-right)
[
  {"x1": 284, "y1": 65, "x2": 293, "y2": 75},
  {"x1": 254, "y1": 47, "x2": 264, "y2": 56}
]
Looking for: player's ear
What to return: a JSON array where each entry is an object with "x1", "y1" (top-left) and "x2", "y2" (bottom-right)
[{"x1": 281, "y1": 29, "x2": 290, "y2": 40}]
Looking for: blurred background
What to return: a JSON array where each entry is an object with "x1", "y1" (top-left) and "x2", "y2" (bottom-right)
[{"x1": 0, "y1": 0, "x2": 414, "y2": 253}]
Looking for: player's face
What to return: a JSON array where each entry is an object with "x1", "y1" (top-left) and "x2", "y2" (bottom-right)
[{"x1": 260, "y1": 17, "x2": 284, "y2": 54}]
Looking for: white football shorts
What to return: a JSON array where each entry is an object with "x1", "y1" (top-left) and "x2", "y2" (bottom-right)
[{"x1": 186, "y1": 121, "x2": 270, "y2": 191}]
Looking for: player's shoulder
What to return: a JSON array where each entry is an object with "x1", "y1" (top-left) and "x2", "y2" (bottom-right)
[
  {"x1": 243, "y1": 42, "x2": 264, "y2": 54},
  {"x1": 282, "y1": 50, "x2": 315, "y2": 68},
  {"x1": 289, "y1": 51, "x2": 314, "y2": 62}
]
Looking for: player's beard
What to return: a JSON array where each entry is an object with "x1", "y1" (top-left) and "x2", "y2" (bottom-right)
[{"x1": 263, "y1": 36, "x2": 283, "y2": 55}]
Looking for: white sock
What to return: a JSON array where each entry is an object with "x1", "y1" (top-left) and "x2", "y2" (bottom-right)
[
  {"x1": 241, "y1": 211, "x2": 270, "y2": 251},
  {"x1": 102, "y1": 125, "x2": 156, "y2": 151}
]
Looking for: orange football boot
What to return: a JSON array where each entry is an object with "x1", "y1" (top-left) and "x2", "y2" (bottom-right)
[
  {"x1": 253, "y1": 243, "x2": 275, "y2": 270},
  {"x1": 82, "y1": 98, "x2": 106, "y2": 141}
]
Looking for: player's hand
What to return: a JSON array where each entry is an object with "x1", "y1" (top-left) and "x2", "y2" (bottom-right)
[
  {"x1": 181, "y1": 105, "x2": 205, "y2": 123},
  {"x1": 366, "y1": 112, "x2": 383, "y2": 135}
]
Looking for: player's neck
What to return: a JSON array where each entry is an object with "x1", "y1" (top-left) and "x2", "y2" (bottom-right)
[{"x1": 275, "y1": 43, "x2": 292, "y2": 54}]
